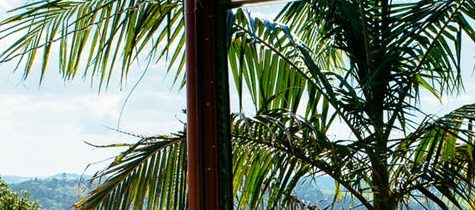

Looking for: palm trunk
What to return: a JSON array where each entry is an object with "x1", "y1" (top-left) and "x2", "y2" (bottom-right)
[
  {"x1": 371, "y1": 154, "x2": 396, "y2": 210},
  {"x1": 370, "y1": 55, "x2": 395, "y2": 209},
  {"x1": 371, "y1": 1, "x2": 396, "y2": 208},
  {"x1": 370, "y1": 77, "x2": 397, "y2": 210}
]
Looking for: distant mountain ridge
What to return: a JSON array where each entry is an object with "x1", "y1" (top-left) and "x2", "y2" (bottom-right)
[
  {"x1": 2, "y1": 175, "x2": 31, "y2": 184},
  {"x1": 1, "y1": 173, "x2": 435, "y2": 209},
  {"x1": 1, "y1": 173, "x2": 94, "y2": 210},
  {"x1": 1, "y1": 173, "x2": 92, "y2": 184}
]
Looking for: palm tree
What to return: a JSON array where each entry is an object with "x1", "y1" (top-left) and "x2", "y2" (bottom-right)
[{"x1": 1, "y1": 0, "x2": 475, "y2": 209}]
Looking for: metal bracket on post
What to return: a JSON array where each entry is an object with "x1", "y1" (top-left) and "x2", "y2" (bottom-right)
[{"x1": 185, "y1": 0, "x2": 232, "y2": 209}]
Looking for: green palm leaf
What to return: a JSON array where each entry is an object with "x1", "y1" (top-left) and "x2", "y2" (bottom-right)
[
  {"x1": 75, "y1": 132, "x2": 187, "y2": 210},
  {"x1": 393, "y1": 104, "x2": 475, "y2": 208},
  {"x1": 0, "y1": 0, "x2": 185, "y2": 89},
  {"x1": 75, "y1": 114, "x2": 324, "y2": 210}
]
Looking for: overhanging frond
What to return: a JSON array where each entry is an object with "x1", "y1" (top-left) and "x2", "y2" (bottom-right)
[
  {"x1": 0, "y1": 0, "x2": 185, "y2": 89},
  {"x1": 76, "y1": 115, "x2": 322, "y2": 210},
  {"x1": 75, "y1": 132, "x2": 187, "y2": 210},
  {"x1": 394, "y1": 103, "x2": 475, "y2": 209}
]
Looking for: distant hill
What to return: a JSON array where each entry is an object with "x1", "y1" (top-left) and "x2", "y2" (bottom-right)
[
  {"x1": 5, "y1": 173, "x2": 94, "y2": 210},
  {"x1": 47, "y1": 173, "x2": 92, "y2": 181},
  {"x1": 3, "y1": 173, "x2": 439, "y2": 209},
  {"x1": 3, "y1": 173, "x2": 336, "y2": 209},
  {"x1": 2, "y1": 175, "x2": 32, "y2": 184},
  {"x1": 1, "y1": 173, "x2": 92, "y2": 185}
]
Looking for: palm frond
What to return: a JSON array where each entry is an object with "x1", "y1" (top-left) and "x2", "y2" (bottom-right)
[
  {"x1": 393, "y1": 103, "x2": 475, "y2": 209},
  {"x1": 275, "y1": 0, "x2": 475, "y2": 135},
  {"x1": 75, "y1": 132, "x2": 187, "y2": 210},
  {"x1": 232, "y1": 110, "x2": 374, "y2": 209},
  {"x1": 0, "y1": 0, "x2": 185, "y2": 89},
  {"x1": 230, "y1": 9, "x2": 309, "y2": 114},
  {"x1": 231, "y1": 9, "x2": 370, "y2": 140},
  {"x1": 76, "y1": 115, "x2": 322, "y2": 210}
]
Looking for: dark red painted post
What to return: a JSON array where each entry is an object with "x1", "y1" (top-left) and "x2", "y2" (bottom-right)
[
  {"x1": 185, "y1": 0, "x2": 233, "y2": 209},
  {"x1": 184, "y1": 0, "x2": 199, "y2": 208}
]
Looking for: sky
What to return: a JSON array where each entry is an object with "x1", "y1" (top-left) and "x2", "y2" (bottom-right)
[{"x1": 0, "y1": 1, "x2": 475, "y2": 178}]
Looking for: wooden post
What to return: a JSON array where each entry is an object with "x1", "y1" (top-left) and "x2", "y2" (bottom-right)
[
  {"x1": 185, "y1": 0, "x2": 232, "y2": 209},
  {"x1": 184, "y1": 0, "x2": 287, "y2": 209}
]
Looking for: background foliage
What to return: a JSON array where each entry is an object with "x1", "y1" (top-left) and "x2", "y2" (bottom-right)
[{"x1": 0, "y1": 176, "x2": 41, "y2": 210}]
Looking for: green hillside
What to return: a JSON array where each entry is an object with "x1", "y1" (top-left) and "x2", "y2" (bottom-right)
[
  {"x1": 4, "y1": 174, "x2": 438, "y2": 209},
  {"x1": 8, "y1": 175, "x2": 92, "y2": 210}
]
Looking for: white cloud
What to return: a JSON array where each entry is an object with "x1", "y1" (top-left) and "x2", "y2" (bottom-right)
[
  {"x1": 0, "y1": 0, "x2": 13, "y2": 11},
  {"x1": 0, "y1": 64, "x2": 186, "y2": 177}
]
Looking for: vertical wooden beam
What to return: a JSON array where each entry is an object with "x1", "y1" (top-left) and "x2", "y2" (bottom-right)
[
  {"x1": 185, "y1": 0, "x2": 233, "y2": 209},
  {"x1": 184, "y1": 0, "x2": 200, "y2": 208}
]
